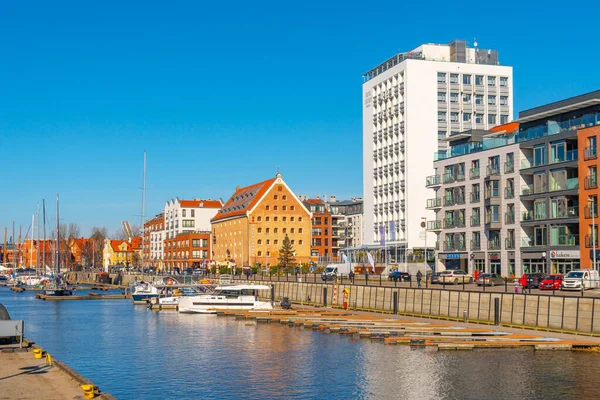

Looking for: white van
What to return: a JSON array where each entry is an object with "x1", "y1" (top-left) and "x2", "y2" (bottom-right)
[
  {"x1": 321, "y1": 263, "x2": 352, "y2": 281},
  {"x1": 561, "y1": 269, "x2": 600, "y2": 291}
]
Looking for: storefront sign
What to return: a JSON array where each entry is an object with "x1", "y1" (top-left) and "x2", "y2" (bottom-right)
[
  {"x1": 549, "y1": 250, "x2": 579, "y2": 259},
  {"x1": 439, "y1": 253, "x2": 467, "y2": 260},
  {"x1": 489, "y1": 253, "x2": 500, "y2": 260}
]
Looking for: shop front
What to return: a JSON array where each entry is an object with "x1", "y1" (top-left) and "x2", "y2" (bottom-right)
[
  {"x1": 438, "y1": 252, "x2": 468, "y2": 271},
  {"x1": 549, "y1": 250, "x2": 579, "y2": 274}
]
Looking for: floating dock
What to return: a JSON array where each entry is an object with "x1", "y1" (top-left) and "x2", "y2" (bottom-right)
[
  {"x1": 216, "y1": 308, "x2": 600, "y2": 352},
  {"x1": 36, "y1": 293, "x2": 130, "y2": 301}
]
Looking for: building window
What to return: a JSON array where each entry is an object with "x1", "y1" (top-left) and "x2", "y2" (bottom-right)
[
  {"x1": 266, "y1": 240, "x2": 270, "y2": 245},
  {"x1": 488, "y1": 114, "x2": 496, "y2": 125},
  {"x1": 283, "y1": 228, "x2": 287, "y2": 234},
  {"x1": 500, "y1": 77, "x2": 508, "y2": 87},
  {"x1": 257, "y1": 216, "x2": 262, "y2": 222},
  {"x1": 463, "y1": 94, "x2": 471, "y2": 104},
  {"x1": 475, "y1": 75, "x2": 484, "y2": 85},
  {"x1": 438, "y1": 130, "x2": 446, "y2": 140},
  {"x1": 278, "y1": 186, "x2": 283, "y2": 191},
  {"x1": 274, "y1": 228, "x2": 278, "y2": 234},
  {"x1": 191, "y1": 209, "x2": 195, "y2": 217},
  {"x1": 449, "y1": 74, "x2": 459, "y2": 84},
  {"x1": 274, "y1": 240, "x2": 278, "y2": 245},
  {"x1": 488, "y1": 76, "x2": 496, "y2": 87},
  {"x1": 283, "y1": 216, "x2": 287, "y2": 222},
  {"x1": 475, "y1": 114, "x2": 484, "y2": 124},
  {"x1": 475, "y1": 94, "x2": 483, "y2": 105},
  {"x1": 298, "y1": 217, "x2": 303, "y2": 222},
  {"x1": 290, "y1": 206, "x2": 295, "y2": 211},
  {"x1": 283, "y1": 195, "x2": 287, "y2": 200},
  {"x1": 290, "y1": 216, "x2": 295, "y2": 221},
  {"x1": 438, "y1": 112, "x2": 447, "y2": 122},
  {"x1": 450, "y1": 93, "x2": 458, "y2": 103},
  {"x1": 266, "y1": 251, "x2": 271, "y2": 257},
  {"x1": 463, "y1": 112, "x2": 472, "y2": 122},
  {"x1": 291, "y1": 228, "x2": 295, "y2": 233},
  {"x1": 274, "y1": 217, "x2": 278, "y2": 222},
  {"x1": 299, "y1": 228, "x2": 303, "y2": 233},
  {"x1": 266, "y1": 217, "x2": 270, "y2": 222},
  {"x1": 291, "y1": 240, "x2": 295, "y2": 245},
  {"x1": 182, "y1": 209, "x2": 186, "y2": 217},
  {"x1": 258, "y1": 228, "x2": 262, "y2": 233},
  {"x1": 299, "y1": 240, "x2": 303, "y2": 245},
  {"x1": 500, "y1": 96, "x2": 508, "y2": 106},
  {"x1": 500, "y1": 115, "x2": 509, "y2": 124},
  {"x1": 437, "y1": 72, "x2": 446, "y2": 83},
  {"x1": 274, "y1": 195, "x2": 278, "y2": 200},
  {"x1": 463, "y1": 74, "x2": 471, "y2": 85},
  {"x1": 282, "y1": 206, "x2": 287, "y2": 211},
  {"x1": 488, "y1": 95, "x2": 496, "y2": 105},
  {"x1": 258, "y1": 239, "x2": 262, "y2": 245},
  {"x1": 438, "y1": 92, "x2": 446, "y2": 102},
  {"x1": 266, "y1": 205, "x2": 270, "y2": 210},
  {"x1": 450, "y1": 112, "x2": 459, "y2": 122},
  {"x1": 258, "y1": 251, "x2": 262, "y2": 257},
  {"x1": 266, "y1": 228, "x2": 270, "y2": 234}
]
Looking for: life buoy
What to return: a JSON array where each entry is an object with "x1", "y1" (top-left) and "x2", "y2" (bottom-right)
[{"x1": 167, "y1": 279, "x2": 174, "y2": 286}]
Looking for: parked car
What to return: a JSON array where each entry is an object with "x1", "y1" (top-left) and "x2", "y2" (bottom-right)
[
  {"x1": 429, "y1": 272, "x2": 442, "y2": 284},
  {"x1": 388, "y1": 271, "x2": 411, "y2": 282},
  {"x1": 439, "y1": 270, "x2": 473, "y2": 284},
  {"x1": 539, "y1": 274, "x2": 563, "y2": 290},
  {"x1": 520, "y1": 273, "x2": 546, "y2": 289},
  {"x1": 476, "y1": 273, "x2": 505, "y2": 287}
]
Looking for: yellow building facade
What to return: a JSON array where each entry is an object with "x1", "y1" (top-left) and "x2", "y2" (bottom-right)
[
  {"x1": 102, "y1": 239, "x2": 133, "y2": 269},
  {"x1": 211, "y1": 174, "x2": 312, "y2": 267}
]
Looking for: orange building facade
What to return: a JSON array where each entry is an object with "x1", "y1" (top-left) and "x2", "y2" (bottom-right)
[
  {"x1": 163, "y1": 231, "x2": 211, "y2": 271},
  {"x1": 578, "y1": 125, "x2": 600, "y2": 269},
  {"x1": 211, "y1": 174, "x2": 312, "y2": 267},
  {"x1": 144, "y1": 213, "x2": 165, "y2": 269},
  {"x1": 304, "y1": 198, "x2": 332, "y2": 258}
]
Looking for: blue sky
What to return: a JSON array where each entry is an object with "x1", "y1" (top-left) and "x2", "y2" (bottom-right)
[{"x1": 1, "y1": 0, "x2": 599, "y2": 239}]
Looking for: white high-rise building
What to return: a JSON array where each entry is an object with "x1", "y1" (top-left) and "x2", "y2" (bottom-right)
[{"x1": 362, "y1": 39, "x2": 513, "y2": 261}]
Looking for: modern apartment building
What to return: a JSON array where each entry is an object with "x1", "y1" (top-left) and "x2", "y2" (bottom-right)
[
  {"x1": 163, "y1": 198, "x2": 222, "y2": 240},
  {"x1": 329, "y1": 198, "x2": 364, "y2": 257},
  {"x1": 143, "y1": 213, "x2": 165, "y2": 269},
  {"x1": 303, "y1": 198, "x2": 333, "y2": 258},
  {"x1": 429, "y1": 125, "x2": 521, "y2": 276},
  {"x1": 163, "y1": 231, "x2": 211, "y2": 271},
  {"x1": 363, "y1": 39, "x2": 513, "y2": 262},
  {"x1": 429, "y1": 89, "x2": 600, "y2": 276}
]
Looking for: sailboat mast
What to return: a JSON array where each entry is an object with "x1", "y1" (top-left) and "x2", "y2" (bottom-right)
[
  {"x1": 56, "y1": 193, "x2": 60, "y2": 275},
  {"x1": 30, "y1": 214, "x2": 34, "y2": 270},
  {"x1": 141, "y1": 151, "x2": 146, "y2": 270},
  {"x1": 36, "y1": 203, "x2": 40, "y2": 275},
  {"x1": 43, "y1": 199, "x2": 46, "y2": 272}
]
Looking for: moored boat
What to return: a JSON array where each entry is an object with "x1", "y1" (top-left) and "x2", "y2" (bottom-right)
[{"x1": 178, "y1": 284, "x2": 273, "y2": 314}]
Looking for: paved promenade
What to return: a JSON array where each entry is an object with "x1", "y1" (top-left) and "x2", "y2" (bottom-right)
[{"x1": 0, "y1": 345, "x2": 82, "y2": 400}]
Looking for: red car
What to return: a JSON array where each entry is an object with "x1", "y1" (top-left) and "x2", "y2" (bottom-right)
[{"x1": 539, "y1": 274, "x2": 563, "y2": 290}]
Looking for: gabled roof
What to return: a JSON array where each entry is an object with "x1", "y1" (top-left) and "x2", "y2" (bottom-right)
[
  {"x1": 212, "y1": 177, "x2": 277, "y2": 222},
  {"x1": 179, "y1": 199, "x2": 223, "y2": 208},
  {"x1": 130, "y1": 236, "x2": 142, "y2": 250},
  {"x1": 110, "y1": 240, "x2": 132, "y2": 253},
  {"x1": 304, "y1": 198, "x2": 323, "y2": 205}
]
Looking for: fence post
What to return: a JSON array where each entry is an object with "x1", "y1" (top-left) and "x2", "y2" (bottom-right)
[
  {"x1": 493, "y1": 297, "x2": 500, "y2": 325},
  {"x1": 271, "y1": 285, "x2": 275, "y2": 304},
  {"x1": 323, "y1": 287, "x2": 328, "y2": 307},
  {"x1": 379, "y1": 274, "x2": 382, "y2": 287},
  {"x1": 393, "y1": 291, "x2": 398, "y2": 314}
]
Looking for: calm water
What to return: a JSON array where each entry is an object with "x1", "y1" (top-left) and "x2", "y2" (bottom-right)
[{"x1": 1, "y1": 287, "x2": 599, "y2": 400}]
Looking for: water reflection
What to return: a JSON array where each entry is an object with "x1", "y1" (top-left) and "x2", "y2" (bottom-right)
[{"x1": 1, "y1": 288, "x2": 599, "y2": 399}]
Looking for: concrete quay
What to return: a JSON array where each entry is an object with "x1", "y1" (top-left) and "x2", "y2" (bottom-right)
[{"x1": 0, "y1": 341, "x2": 115, "y2": 399}]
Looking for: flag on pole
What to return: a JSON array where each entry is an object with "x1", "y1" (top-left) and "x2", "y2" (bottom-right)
[
  {"x1": 379, "y1": 226, "x2": 386, "y2": 246},
  {"x1": 367, "y1": 252, "x2": 375, "y2": 271},
  {"x1": 389, "y1": 221, "x2": 396, "y2": 242}
]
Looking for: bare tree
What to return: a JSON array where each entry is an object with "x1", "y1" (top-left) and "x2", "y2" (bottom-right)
[
  {"x1": 112, "y1": 229, "x2": 127, "y2": 241},
  {"x1": 130, "y1": 224, "x2": 141, "y2": 238},
  {"x1": 67, "y1": 223, "x2": 80, "y2": 239},
  {"x1": 89, "y1": 226, "x2": 108, "y2": 268}
]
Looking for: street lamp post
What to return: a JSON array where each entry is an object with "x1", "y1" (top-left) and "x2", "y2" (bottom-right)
[
  {"x1": 591, "y1": 198, "x2": 597, "y2": 272},
  {"x1": 421, "y1": 217, "x2": 427, "y2": 284}
]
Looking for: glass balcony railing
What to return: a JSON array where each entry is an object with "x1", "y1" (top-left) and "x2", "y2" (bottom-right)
[
  {"x1": 584, "y1": 146, "x2": 598, "y2": 161},
  {"x1": 426, "y1": 175, "x2": 441, "y2": 186},
  {"x1": 505, "y1": 212, "x2": 515, "y2": 224},
  {"x1": 522, "y1": 211, "x2": 533, "y2": 221},
  {"x1": 471, "y1": 192, "x2": 480, "y2": 203},
  {"x1": 514, "y1": 111, "x2": 600, "y2": 143},
  {"x1": 585, "y1": 176, "x2": 598, "y2": 190},
  {"x1": 443, "y1": 173, "x2": 456, "y2": 184},
  {"x1": 551, "y1": 234, "x2": 578, "y2": 246},
  {"x1": 470, "y1": 216, "x2": 480, "y2": 226},
  {"x1": 470, "y1": 240, "x2": 481, "y2": 251},
  {"x1": 585, "y1": 234, "x2": 599, "y2": 248},
  {"x1": 550, "y1": 149, "x2": 578, "y2": 164},
  {"x1": 504, "y1": 162, "x2": 514, "y2": 173},
  {"x1": 469, "y1": 168, "x2": 480, "y2": 180},
  {"x1": 505, "y1": 238, "x2": 516, "y2": 249},
  {"x1": 488, "y1": 240, "x2": 501, "y2": 250},
  {"x1": 504, "y1": 188, "x2": 514, "y2": 199},
  {"x1": 426, "y1": 198, "x2": 442, "y2": 209},
  {"x1": 426, "y1": 220, "x2": 442, "y2": 230},
  {"x1": 486, "y1": 213, "x2": 500, "y2": 224},
  {"x1": 486, "y1": 165, "x2": 501, "y2": 176}
]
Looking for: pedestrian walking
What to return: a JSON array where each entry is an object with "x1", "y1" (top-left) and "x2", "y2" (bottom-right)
[
  {"x1": 514, "y1": 278, "x2": 519, "y2": 293},
  {"x1": 416, "y1": 270, "x2": 423, "y2": 288}
]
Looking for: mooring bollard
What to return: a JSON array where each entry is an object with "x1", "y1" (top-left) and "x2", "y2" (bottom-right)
[
  {"x1": 323, "y1": 287, "x2": 328, "y2": 307},
  {"x1": 353, "y1": 300, "x2": 357, "y2": 311},
  {"x1": 493, "y1": 297, "x2": 500, "y2": 325},
  {"x1": 393, "y1": 292, "x2": 398, "y2": 315}
]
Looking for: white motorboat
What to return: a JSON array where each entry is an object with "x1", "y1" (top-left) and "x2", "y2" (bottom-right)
[
  {"x1": 178, "y1": 284, "x2": 273, "y2": 314},
  {"x1": 152, "y1": 286, "x2": 214, "y2": 306}
]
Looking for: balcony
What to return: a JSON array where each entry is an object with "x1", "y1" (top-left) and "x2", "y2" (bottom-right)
[
  {"x1": 521, "y1": 185, "x2": 534, "y2": 196},
  {"x1": 521, "y1": 158, "x2": 532, "y2": 170},
  {"x1": 585, "y1": 234, "x2": 599, "y2": 248},
  {"x1": 485, "y1": 213, "x2": 501, "y2": 228},
  {"x1": 504, "y1": 187, "x2": 514, "y2": 199},
  {"x1": 443, "y1": 219, "x2": 456, "y2": 229},
  {"x1": 455, "y1": 195, "x2": 466, "y2": 205},
  {"x1": 443, "y1": 173, "x2": 456, "y2": 184},
  {"x1": 456, "y1": 172, "x2": 466, "y2": 182},
  {"x1": 426, "y1": 220, "x2": 442, "y2": 231},
  {"x1": 484, "y1": 189, "x2": 500, "y2": 201},
  {"x1": 550, "y1": 149, "x2": 578, "y2": 164},
  {"x1": 469, "y1": 168, "x2": 480, "y2": 180},
  {"x1": 425, "y1": 174, "x2": 441, "y2": 187},
  {"x1": 505, "y1": 238, "x2": 516, "y2": 249},
  {"x1": 488, "y1": 240, "x2": 501, "y2": 250},
  {"x1": 426, "y1": 198, "x2": 442, "y2": 209},
  {"x1": 504, "y1": 162, "x2": 514, "y2": 174},
  {"x1": 550, "y1": 178, "x2": 578, "y2": 192},
  {"x1": 585, "y1": 176, "x2": 598, "y2": 190},
  {"x1": 551, "y1": 234, "x2": 578, "y2": 247},
  {"x1": 470, "y1": 216, "x2": 480, "y2": 227},
  {"x1": 456, "y1": 219, "x2": 466, "y2": 228},
  {"x1": 505, "y1": 212, "x2": 515, "y2": 224},
  {"x1": 584, "y1": 146, "x2": 598, "y2": 161},
  {"x1": 486, "y1": 165, "x2": 500, "y2": 177},
  {"x1": 444, "y1": 196, "x2": 464, "y2": 206},
  {"x1": 444, "y1": 241, "x2": 466, "y2": 251},
  {"x1": 470, "y1": 240, "x2": 481, "y2": 251},
  {"x1": 470, "y1": 192, "x2": 480, "y2": 203}
]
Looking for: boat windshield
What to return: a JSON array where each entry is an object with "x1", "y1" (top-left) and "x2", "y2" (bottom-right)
[{"x1": 216, "y1": 289, "x2": 256, "y2": 296}]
